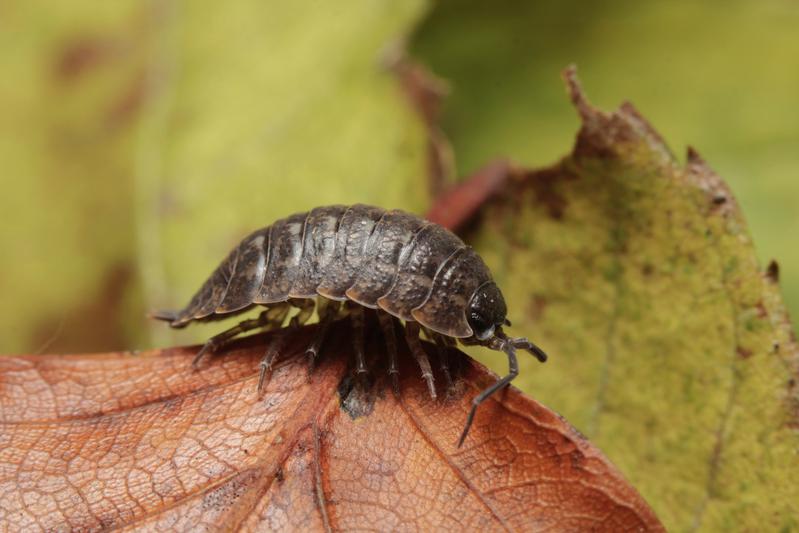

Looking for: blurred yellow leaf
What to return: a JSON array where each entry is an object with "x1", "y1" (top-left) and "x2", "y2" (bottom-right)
[{"x1": 0, "y1": 1, "x2": 430, "y2": 353}]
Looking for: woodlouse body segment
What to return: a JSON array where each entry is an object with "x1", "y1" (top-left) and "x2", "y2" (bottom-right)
[
  {"x1": 217, "y1": 229, "x2": 268, "y2": 313},
  {"x1": 151, "y1": 204, "x2": 547, "y2": 446},
  {"x1": 411, "y1": 247, "x2": 493, "y2": 338},
  {"x1": 344, "y1": 209, "x2": 423, "y2": 308},
  {"x1": 259, "y1": 212, "x2": 306, "y2": 303},
  {"x1": 293, "y1": 205, "x2": 347, "y2": 298},
  {"x1": 377, "y1": 223, "x2": 463, "y2": 321},
  {"x1": 315, "y1": 204, "x2": 384, "y2": 300}
]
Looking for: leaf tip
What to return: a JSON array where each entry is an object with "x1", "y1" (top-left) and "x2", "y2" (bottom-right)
[{"x1": 561, "y1": 64, "x2": 593, "y2": 120}]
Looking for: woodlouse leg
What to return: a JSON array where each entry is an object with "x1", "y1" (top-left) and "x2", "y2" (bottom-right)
[
  {"x1": 457, "y1": 339, "x2": 519, "y2": 448},
  {"x1": 377, "y1": 312, "x2": 400, "y2": 395},
  {"x1": 192, "y1": 310, "x2": 272, "y2": 368},
  {"x1": 349, "y1": 304, "x2": 367, "y2": 376},
  {"x1": 305, "y1": 299, "x2": 340, "y2": 373},
  {"x1": 262, "y1": 304, "x2": 291, "y2": 329},
  {"x1": 253, "y1": 304, "x2": 293, "y2": 393},
  {"x1": 404, "y1": 322, "x2": 436, "y2": 400},
  {"x1": 257, "y1": 330, "x2": 290, "y2": 395},
  {"x1": 430, "y1": 331, "x2": 455, "y2": 392},
  {"x1": 289, "y1": 298, "x2": 316, "y2": 328}
]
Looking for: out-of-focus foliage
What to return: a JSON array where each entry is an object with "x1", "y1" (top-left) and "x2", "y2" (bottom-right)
[
  {"x1": 412, "y1": 0, "x2": 799, "y2": 332},
  {"x1": 2, "y1": 0, "x2": 796, "y2": 351},
  {"x1": 0, "y1": 0, "x2": 429, "y2": 353}
]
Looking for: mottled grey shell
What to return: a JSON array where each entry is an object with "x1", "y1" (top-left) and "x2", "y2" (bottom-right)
[{"x1": 168, "y1": 204, "x2": 495, "y2": 338}]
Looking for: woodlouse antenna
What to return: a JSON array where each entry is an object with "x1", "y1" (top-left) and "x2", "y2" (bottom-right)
[
  {"x1": 496, "y1": 327, "x2": 548, "y2": 363},
  {"x1": 514, "y1": 338, "x2": 548, "y2": 363},
  {"x1": 457, "y1": 328, "x2": 548, "y2": 447},
  {"x1": 458, "y1": 333, "x2": 519, "y2": 448}
]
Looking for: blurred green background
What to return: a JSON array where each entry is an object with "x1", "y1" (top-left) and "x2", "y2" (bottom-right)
[{"x1": 1, "y1": 0, "x2": 796, "y2": 353}]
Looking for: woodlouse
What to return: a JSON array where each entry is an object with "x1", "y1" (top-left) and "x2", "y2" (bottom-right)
[{"x1": 151, "y1": 204, "x2": 547, "y2": 446}]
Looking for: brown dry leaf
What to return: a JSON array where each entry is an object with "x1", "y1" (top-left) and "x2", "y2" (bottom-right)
[{"x1": 0, "y1": 323, "x2": 662, "y2": 531}]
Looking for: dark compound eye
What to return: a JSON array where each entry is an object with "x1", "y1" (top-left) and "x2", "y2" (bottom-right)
[
  {"x1": 469, "y1": 310, "x2": 495, "y2": 339},
  {"x1": 466, "y1": 282, "x2": 507, "y2": 340}
]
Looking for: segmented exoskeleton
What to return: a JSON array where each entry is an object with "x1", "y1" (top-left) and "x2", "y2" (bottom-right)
[{"x1": 151, "y1": 204, "x2": 547, "y2": 445}]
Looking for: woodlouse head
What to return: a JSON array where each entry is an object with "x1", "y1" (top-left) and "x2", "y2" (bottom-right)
[{"x1": 466, "y1": 281, "x2": 508, "y2": 341}]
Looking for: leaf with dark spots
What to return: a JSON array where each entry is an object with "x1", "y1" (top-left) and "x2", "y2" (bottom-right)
[
  {"x1": 337, "y1": 373, "x2": 377, "y2": 420},
  {"x1": 105, "y1": 72, "x2": 148, "y2": 129},
  {"x1": 457, "y1": 67, "x2": 799, "y2": 531},
  {"x1": 766, "y1": 260, "x2": 780, "y2": 283},
  {"x1": 0, "y1": 323, "x2": 662, "y2": 531},
  {"x1": 519, "y1": 164, "x2": 579, "y2": 220},
  {"x1": 54, "y1": 36, "x2": 120, "y2": 82}
]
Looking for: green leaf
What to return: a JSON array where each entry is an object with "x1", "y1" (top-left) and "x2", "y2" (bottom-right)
[
  {"x1": 133, "y1": 1, "x2": 430, "y2": 348},
  {"x1": 461, "y1": 69, "x2": 799, "y2": 531},
  {"x1": 0, "y1": 1, "x2": 430, "y2": 352},
  {"x1": 411, "y1": 0, "x2": 799, "y2": 335}
]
